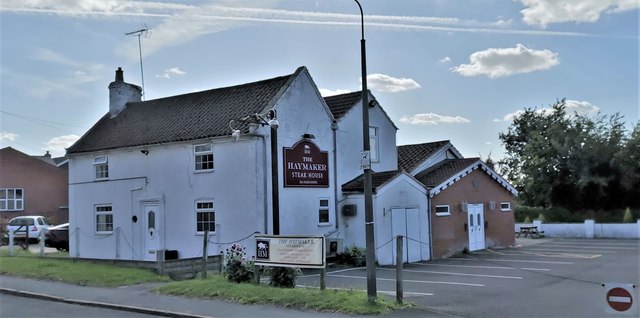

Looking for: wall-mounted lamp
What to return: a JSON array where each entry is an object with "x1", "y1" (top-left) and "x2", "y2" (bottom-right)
[
  {"x1": 460, "y1": 201, "x2": 468, "y2": 212},
  {"x1": 368, "y1": 99, "x2": 379, "y2": 108},
  {"x1": 303, "y1": 133, "x2": 315, "y2": 139},
  {"x1": 140, "y1": 149, "x2": 149, "y2": 155}
]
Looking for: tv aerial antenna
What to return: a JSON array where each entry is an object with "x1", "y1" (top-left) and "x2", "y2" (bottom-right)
[{"x1": 125, "y1": 24, "x2": 151, "y2": 100}]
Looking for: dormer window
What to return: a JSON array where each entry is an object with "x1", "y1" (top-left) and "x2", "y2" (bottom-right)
[
  {"x1": 194, "y1": 144, "x2": 213, "y2": 171},
  {"x1": 94, "y1": 156, "x2": 109, "y2": 180}
]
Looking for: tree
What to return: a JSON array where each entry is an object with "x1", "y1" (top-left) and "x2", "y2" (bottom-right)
[{"x1": 498, "y1": 99, "x2": 639, "y2": 213}]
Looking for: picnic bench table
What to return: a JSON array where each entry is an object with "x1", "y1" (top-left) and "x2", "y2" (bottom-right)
[{"x1": 516, "y1": 226, "x2": 545, "y2": 238}]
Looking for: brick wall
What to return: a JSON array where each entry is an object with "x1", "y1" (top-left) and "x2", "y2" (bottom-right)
[{"x1": 431, "y1": 169, "x2": 515, "y2": 258}]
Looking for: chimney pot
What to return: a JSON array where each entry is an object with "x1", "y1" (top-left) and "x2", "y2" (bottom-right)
[{"x1": 115, "y1": 67, "x2": 124, "y2": 82}]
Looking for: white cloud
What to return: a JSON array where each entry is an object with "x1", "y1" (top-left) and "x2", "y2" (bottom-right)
[
  {"x1": 43, "y1": 134, "x2": 80, "y2": 156},
  {"x1": 1, "y1": 1, "x2": 592, "y2": 61},
  {"x1": 438, "y1": 56, "x2": 452, "y2": 64},
  {"x1": 495, "y1": 99, "x2": 600, "y2": 122},
  {"x1": 365, "y1": 74, "x2": 421, "y2": 93},
  {"x1": 400, "y1": 113, "x2": 471, "y2": 125},
  {"x1": 452, "y1": 44, "x2": 559, "y2": 78},
  {"x1": 520, "y1": 0, "x2": 640, "y2": 28},
  {"x1": 0, "y1": 132, "x2": 19, "y2": 142},
  {"x1": 156, "y1": 67, "x2": 186, "y2": 79},
  {"x1": 319, "y1": 88, "x2": 350, "y2": 97}
]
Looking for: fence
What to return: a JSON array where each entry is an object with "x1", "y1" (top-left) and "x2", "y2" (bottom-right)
[{"x1": 516, "y1": 219, "x2": 640, "y2": 239}]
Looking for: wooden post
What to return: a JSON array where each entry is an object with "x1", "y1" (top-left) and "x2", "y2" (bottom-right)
[
  {"x1": 320, "y1": 268, "x2": 326, "y2": 291},
  {"x1": 396, "y1": 235, "x2": 403, "y2": 304},
  {"x1": 254, "y1": 266, "x2": 261, "y2": 285},
  {"x1": 201, "y1": 230, "x2": 208, "y2": 279}
]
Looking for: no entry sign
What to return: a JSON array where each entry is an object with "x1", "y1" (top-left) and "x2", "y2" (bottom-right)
[{"x1": 604, "y1": 284, "x2": 637, "y2": 315}]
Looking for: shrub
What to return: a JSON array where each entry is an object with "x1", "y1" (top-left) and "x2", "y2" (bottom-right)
[
  {"x1": 536, "y1": 213, "x2": 546, "y2": 222},
  {"x1": 266, "y1": 266, "x2": 301, "y2": 288},
  {"x1": 523, "y1": 216, "x2": 531, "y2": 224},
  {"x1": 334, "y1": 245, "x2": 366, "y2": 267},
  {"x1": 224, "y1": 243, "x2": 254, "y2": 283}
]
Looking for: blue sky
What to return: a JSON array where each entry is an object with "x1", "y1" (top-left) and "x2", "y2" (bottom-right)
[{"x1": 1, "y1": 0, "x2": 638, "y2": 160}]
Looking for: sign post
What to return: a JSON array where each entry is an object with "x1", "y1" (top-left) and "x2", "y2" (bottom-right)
[{"x1": 603, "y1": 283, "x2": 637, "y2": 315}]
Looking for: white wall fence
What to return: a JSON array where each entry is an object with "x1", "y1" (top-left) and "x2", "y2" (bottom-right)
[{"x1": 516, "y1": 220, "x2": 640, "y2": 239}]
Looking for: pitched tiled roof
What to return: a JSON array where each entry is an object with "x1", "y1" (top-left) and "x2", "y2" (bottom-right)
[
  {"x1": 341, "y1": 170, "x2": 403, "y2": 193},
  {"x1": 414, "y1": 158, "x2": 481, "y2": 188},
  {"x1": 67, "y1": 68, "x2": 302, "y2": 154},
  {"x1": 323, "y1": 91, "x2": 363, "y2": 120},
  {"x1": 397, "y1": 141, "x2": 450, "y2": 172}
]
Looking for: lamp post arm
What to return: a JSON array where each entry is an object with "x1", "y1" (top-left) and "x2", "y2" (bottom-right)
[{"x1": 354, "y1": 0, "x2": 364, "y2": 40}]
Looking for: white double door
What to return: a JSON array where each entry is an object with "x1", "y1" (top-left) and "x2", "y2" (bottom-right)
[
  {"x1": 467, "y1": 204, "x2": 485, "y2": 251},
  {"x1": 391, "y1": 207, "x2": 422, "y2": 264}
]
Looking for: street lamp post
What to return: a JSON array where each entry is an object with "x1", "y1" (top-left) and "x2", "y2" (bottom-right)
[{"x1": 354, "y1": 0, "x2": 377, "y2": 303}]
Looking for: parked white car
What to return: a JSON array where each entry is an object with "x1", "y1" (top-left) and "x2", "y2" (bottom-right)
[{"x1": 6, "y1": 216, "x2": 51, "y2": 242}]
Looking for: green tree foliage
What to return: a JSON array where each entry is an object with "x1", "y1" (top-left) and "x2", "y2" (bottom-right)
[{"x1": 499, "y1": 99, "x2": 639, "y2": 213}]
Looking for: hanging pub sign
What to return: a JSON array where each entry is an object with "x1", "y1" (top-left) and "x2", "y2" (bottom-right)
[{"x1": 283, "y1": 140, "x2": 329, "y2": 187}]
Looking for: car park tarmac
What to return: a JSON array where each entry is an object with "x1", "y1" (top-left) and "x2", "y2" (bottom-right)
[{"x1": 299, "y1": 238, "x2": 640, "y2": 318}]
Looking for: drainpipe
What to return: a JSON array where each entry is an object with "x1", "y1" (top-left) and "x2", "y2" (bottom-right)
[
  {"x1": 259, "y1": 135, "x2": 269, "y2": 235},
  {"x1": 427, "y1": 191, "x2": 434, "y2": 259},
  {"x1": 332, "y1": 122, "x2": 340, "y2": 234}
]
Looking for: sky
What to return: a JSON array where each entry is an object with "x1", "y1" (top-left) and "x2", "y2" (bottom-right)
[{"x1": 1, "y1": 0, "x2": 638, "y2": 161}]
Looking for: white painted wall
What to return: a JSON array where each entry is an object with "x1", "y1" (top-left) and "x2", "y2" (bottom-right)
[
  {"x1": 274, "y1": 71, "x2": 337, "y2": 237},
  {"x1": 335, "y1": 94, "x2": 398, "y2": 188},
  {"x1": 69, "y1": 137, "x2": 269, "y2": 260},
  {"x1": 516, "y1": 220, "x2": 640, "y2": 238},
  {"x1": 373, "y1": 175, "x2": 429, "y2": 265}
]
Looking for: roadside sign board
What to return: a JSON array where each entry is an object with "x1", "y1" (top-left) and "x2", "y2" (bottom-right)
[
  {"x1": 604, "y1": 283, "x2": 637, "y2": 315},
  {"x1": 254, "y1": 235, "x2": 325, "y2": 269}
]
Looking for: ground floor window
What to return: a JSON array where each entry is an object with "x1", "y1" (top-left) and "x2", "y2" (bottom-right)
[
  {"x1": 435, "y1": 205, "x2": 451, "y2": 216},
  {"x1": 196, "y1": 201, "x2": 215, "y2": 234},
  {"x1": 95, "y1": 205, "x2": 113, "y2": 233},
  {"x1": 500, "y1": 202, "x2": 511, "y2": 211},
  {"x1": 0, "y1": 188, "x2": 23, "y2": 211},
  {"x1": 318, "y1": 198, "x2": 330, "y2": 224}
]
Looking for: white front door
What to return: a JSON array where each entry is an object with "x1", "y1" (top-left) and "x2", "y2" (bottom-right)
[
  {"x1": 391, "y1": 208, "x2": 422, "y2": 264},
  {"x1": 467, "y1": 204, "x2": 485, "y2": 251},
  {"x1": 144, "y1": 204, "x2": 160, "y2": 261}
]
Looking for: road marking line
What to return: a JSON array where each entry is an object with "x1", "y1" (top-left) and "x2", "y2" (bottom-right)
[
  {"x1": 524, "y1": 248, "x2": 616, "y2": 254},
  {"x1": 483, "y1": 259, "x2": 574, "y2": 264},
  {"x1": 379, "y1": 268, "x2": 522, "y2": 280},
  {"x1": 300, "y1": 267, "x2": 363, "y2": 277},
  {"x1": 414, "y1": 263, "x2": 514, "y2": 270},
  {"x1": 328, "y1": 274, "x2": 485, "y2": 287},
  {"x1": 379, "y1": 291, "x2": 435, "y2": 297},
  {"x1": 295, "y1": 285, "x2": 435, "y2": 296},
  {"x1": 520, "y1": 268, "x2": 550, "y2": 271},
  {"x1": 541, "y1": 244, "x2": 637, "y2": 250}
]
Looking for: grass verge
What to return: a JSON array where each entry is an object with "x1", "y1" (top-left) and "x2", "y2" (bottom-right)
[
  {"x1": 0, "y1": 249, "x2": 170, "y2": 287},
  {"x1": 155, "y1": 274, "x2": 410, "y2": 315}
]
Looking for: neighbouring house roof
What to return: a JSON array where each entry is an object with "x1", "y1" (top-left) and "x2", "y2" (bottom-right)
[
  {"x1": 415, "y1": 158, "x2": 518, "y2": 197},
  {"x1": 323, "y1": 91, "x2": 363, "y2": 120},
  {"x1": 397, "y1": 140, "x2": 450, "y2": 172},
  {"x1": 67, "y1": 67, "x2": 305, "y2": 154},
  {"x1": 342, "y1": 170, "x2": 404, "y2": 194},
  {"x1": 323, "y1": 90, "x2": 398, "y2": 130}
]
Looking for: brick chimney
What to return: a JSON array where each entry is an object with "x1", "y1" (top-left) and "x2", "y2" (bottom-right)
[{"x1": 108, "y1": 67, "x2": 142, "y2": 118}]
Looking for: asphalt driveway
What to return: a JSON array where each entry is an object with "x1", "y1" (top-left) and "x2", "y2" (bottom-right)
[{"x1": 299, "y1": 238, "x2": 640, "y2": 318}]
